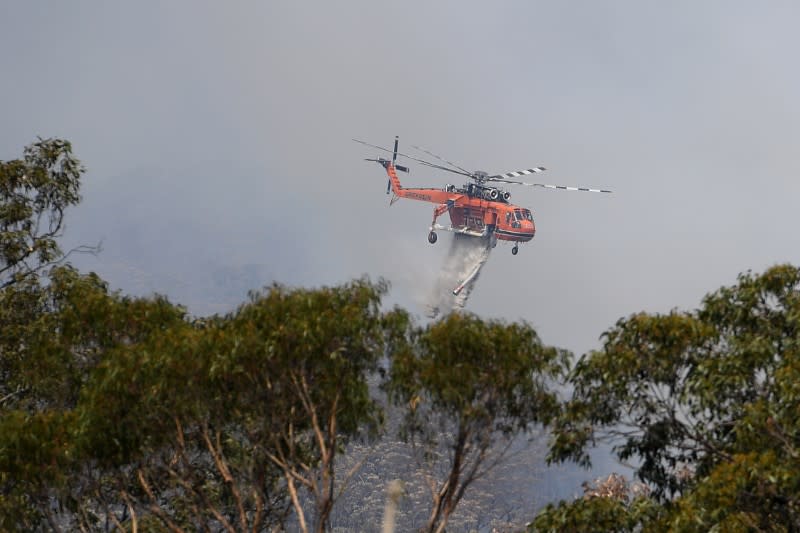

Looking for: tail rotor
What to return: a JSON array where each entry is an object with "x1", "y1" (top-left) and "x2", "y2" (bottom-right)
[{"x1": 388, "y1": 136, "x2": 399, "y2": 194}]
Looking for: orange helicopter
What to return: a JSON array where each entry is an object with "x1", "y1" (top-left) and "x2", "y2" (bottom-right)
[{"x1": 356, "y1": 136, "x2": 611, "y2": 255}]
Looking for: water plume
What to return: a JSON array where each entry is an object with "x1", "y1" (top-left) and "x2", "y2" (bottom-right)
[{"x1": 426, "y1": 234, "x2": 493, "y2": 318}]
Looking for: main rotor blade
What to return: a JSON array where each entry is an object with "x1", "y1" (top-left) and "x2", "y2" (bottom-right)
[
  {"x1": 488, "y1": 177, "x2": 612, "y2": 193},
  {"x1": 353, "y1": 138, "x2": 395, "y2": 154},
  {"x1": 353, "y1": 139, "x2": 473, "y2": 178},
  {"x1": 414, "y1": 159, "x2": 474, "y2": 177},
  {"x1": 410, "y1": 144, "x2": 473, "y2": 175},
  {"x1": 489, "y1": 167, "x2": 546, "y2": 181}
]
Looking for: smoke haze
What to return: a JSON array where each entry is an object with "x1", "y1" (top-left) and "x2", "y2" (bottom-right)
[{"x1": 5, "y1": 0, "x2": 800, "y2": 504}]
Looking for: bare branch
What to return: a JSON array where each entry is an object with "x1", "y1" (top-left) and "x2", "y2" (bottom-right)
[
  {"x1": 0, "y1": 386, "x2": 28, "y2": 407},
  {"x1": 119, "y1": 491, "x2": 138, "y2": 533},
  {"x1": 201, "y1": 423, "x2": 247, "y2": 532},
  {"x1": 137, "y1": 469, "x2": 187, "y2": 533},
  {"x1": 285, "y1": 474, "x2": 309, "y2": 533}
]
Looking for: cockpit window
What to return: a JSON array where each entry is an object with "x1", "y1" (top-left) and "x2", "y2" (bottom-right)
[
  {"x1": 523, "y1": 209, "x2": 532, "y2": 221},
  {"x1": 514, "y1": 210, "x2": 522, "y2": 220}
]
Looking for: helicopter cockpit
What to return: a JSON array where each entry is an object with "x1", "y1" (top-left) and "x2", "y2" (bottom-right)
[{"x1": 506, "y1": 208, "x2": 533, "y2": 228}]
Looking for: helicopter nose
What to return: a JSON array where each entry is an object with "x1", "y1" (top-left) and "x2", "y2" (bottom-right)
[{"x1": 522, "y1": 219, "x2": 536, "y2": 239}]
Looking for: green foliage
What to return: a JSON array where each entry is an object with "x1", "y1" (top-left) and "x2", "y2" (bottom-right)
[
  {"x1": 1, "y1": 272, "x2": 405, "y2": 531},
  {"x1": 546, "y1": 264, "x2": 800, "y2": 529},
  {"x1": 531, "y1": 495, "x2": 661, "y2": 533},
  {"x1": 0, "y1": 264, "x2": 189, "y2": 529},
  {"x1": 1, "y1": 265, "x2": 185, "y2": 414},
  {"x1": 664, "y1": 451, "x2": 800, "y2": 532},
  {"x1": 531, "y1": 473, "x2": 663, "y2": 532},
  {"x1": 218, "y1": 278, "x2": 396, "y2": 440},
  {"x1": 0, "y1": 138, "x2": 84, "y2": 288},
  {"x1": 391, "y1": 313, "x2": 569, "y2": 437},
  {"x1": 211, "y1": 278, "x2": 406, "y2": 531},
  {"x1": 0, "y1": 410, "x2": 75, "y2": 531},
  {"x1": 69, "y1": 277, "x2": 403, "y2": 531},
  {"x1": 389, "y1": 313, "x2": 569, "y2": 533}
]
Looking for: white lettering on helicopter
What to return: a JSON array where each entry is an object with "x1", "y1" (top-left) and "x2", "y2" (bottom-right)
[{"x1": 406, "y1": 192, "x2": 432, "y2": 201}]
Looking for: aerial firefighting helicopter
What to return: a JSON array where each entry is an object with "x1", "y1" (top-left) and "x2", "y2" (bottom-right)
[{"x1": 355, "y1": 136, "x2": 611, "y2": 255}]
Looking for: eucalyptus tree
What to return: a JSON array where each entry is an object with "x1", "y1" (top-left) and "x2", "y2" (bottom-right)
[
  {"x1": 388, "y1": 312, "x2": 569, "y2": 533},
  {"x1": 0, "y1": 264, "x2": 188, "y2": 531},
  {"x1": 540, "y1": 264, "x2": 800, "y2": 531},
  {"x1": 71, "y1": 277, "x2": 407, "y2": 532},
  {"x1": 198, "y1": 278, "x2": 408, "y2": 533},
  {"x1": 0, "y1": 138, "x2": 94, "y2": 289}
]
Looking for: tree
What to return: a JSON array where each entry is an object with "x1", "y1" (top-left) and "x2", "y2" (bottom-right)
[
  {"x1": 0, "y1": 265, "x2": 188, "y2": 530},
  {"x1": 0, "y1": 138, "x2": 94, "y2": 289},
  {"x1": 70, "y1": 277, "x2": 406, "y2": 532},
  {"x1": 73, "y1": 315, "x2": 292, "y2": 533},
  {"x1": 0, "y1": 265, "x2": 184, "y2": 413},
  {"x1": 545, "y1": 264, "x2": 800, "y2": 530},
  {"x1": 530, "y1": 473, "x2": 660, "y2": 533},
  {"x1": 195, "y1": 278, "x2": 406, "y2": 533},
  {"x1": 388, "y1": 313, "x2": 569, "y2": 533},
  {"x1": 1, "y1": 274, "x2": 406, "y2": 531}
]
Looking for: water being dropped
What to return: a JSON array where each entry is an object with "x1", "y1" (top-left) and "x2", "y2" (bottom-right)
[{"x1": 427, "y1": 234, "x2": 494, "y2": 318}]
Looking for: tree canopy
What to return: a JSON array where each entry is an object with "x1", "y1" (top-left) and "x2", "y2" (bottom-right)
[
  {"x1": 0, "y1": 263, "x2": 188, "y2": 530},
  {"x1": 388, "y1": 313, "x2": 569, "y2": 533},
  {"x1": 1, "y1": 269, "x2": 407, "y2": 531},
  {"x1": 540, "y1": 264, "x2": 800, "y2": 531},
  {"x1": 0, "y1": 138, "x2": 88, "y2": 289}
]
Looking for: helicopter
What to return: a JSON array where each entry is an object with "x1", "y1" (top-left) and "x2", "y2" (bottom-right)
[{"x1": 355, "y1": 136, "x2": 611, "y2": 255}]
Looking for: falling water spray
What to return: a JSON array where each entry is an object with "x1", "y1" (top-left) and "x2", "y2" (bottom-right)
[{"x1": 426, "y1": 234, "x2": 494, "y2": 318}]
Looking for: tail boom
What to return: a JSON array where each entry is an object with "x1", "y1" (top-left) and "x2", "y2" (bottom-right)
[{"x1": 371, "y1": 159, "x2": 456, "y2": 204}]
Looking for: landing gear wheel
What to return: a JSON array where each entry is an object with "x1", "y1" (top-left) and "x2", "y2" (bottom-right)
[
  {"x1": 428, "y1": 231, "x2": 438, "y2": 244},
  {"x1": 511, "y1": 245, "x2": 519, "y2": 255}
]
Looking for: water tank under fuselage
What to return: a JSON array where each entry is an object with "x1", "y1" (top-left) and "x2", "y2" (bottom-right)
[{"x1": 448, "y1": 206, "x2": 493, "y2": 232}]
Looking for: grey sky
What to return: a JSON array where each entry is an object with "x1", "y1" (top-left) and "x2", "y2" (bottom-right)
[{"x1": 3, "y1": 2, "x2": 800, "y2": 356}]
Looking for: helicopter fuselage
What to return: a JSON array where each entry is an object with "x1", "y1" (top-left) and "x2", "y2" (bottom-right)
[{"x1": 381, "y1": 161, "x2": 535, "y2": 244}]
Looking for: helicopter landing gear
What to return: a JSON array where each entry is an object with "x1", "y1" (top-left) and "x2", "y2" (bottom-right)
[
  {"x1": 511, "y1": 244, "x2": 519, "y2": 255},
  {"x1": 429, "y1": 204, "x2": 448, "y2": 245}
]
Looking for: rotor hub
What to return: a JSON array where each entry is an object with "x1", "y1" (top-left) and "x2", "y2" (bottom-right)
[{"x1": 473, "y1": 170, "x2": 489, "y2": 183}]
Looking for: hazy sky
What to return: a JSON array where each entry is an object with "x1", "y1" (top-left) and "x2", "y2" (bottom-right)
[{"x1": 3, "y1": 2, "x2": 800, "y2": 356}]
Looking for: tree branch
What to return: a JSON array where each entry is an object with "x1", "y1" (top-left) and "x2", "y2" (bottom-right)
[
  {"x1": 201, "y1": 423, "x2": 248, "y2": 532},
  {"x1": 137, "y1": 469, "x2": 187, "y2": 533}
]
